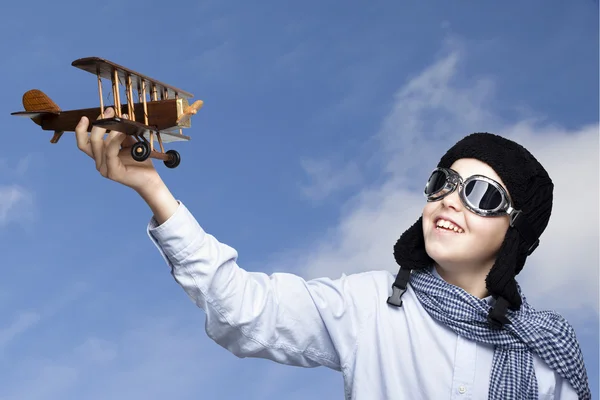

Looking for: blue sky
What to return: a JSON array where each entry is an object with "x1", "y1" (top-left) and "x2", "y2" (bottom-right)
[{"x1": 0, "y1": 0, "x2": 598, "y2": 398}]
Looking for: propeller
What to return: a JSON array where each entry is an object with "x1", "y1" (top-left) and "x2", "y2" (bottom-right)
[{"x1": 176, "y1": 100, "x2": 204, "y2": 125}]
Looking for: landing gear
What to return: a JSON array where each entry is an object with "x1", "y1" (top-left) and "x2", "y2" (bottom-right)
[
  {"x1": 164, "y1": 149, "x2": 181, "y2": 169},
  {"x1": 130, "y1": 140, "x2": 181, "y2": 169},
  {"x1": 131, "y1": 141, "x2": 150, "y2": 162}
]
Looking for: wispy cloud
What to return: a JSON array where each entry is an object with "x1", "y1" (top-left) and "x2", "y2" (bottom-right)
[
  {"x1": 299, "y1": 157, "x2": 363, "y2": 201},
  {"x1": 0, "y1": 153, "x2": 36, "y2": 228},
  {"x1": 0, "y1": 311, "x2": 41, "y2": 350},
  {"x1": 376, "y1": 43, "x2": 499, "y2": 182},
  {"x1": 0, "y1": 184, "x2": 34, "y2": 226}
]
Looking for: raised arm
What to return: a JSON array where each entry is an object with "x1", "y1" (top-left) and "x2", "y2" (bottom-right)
[{"x1": 146, "y1": 200, "x2": 362, "y2": 370}]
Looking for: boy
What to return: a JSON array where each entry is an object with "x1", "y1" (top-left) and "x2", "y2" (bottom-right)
[{"x1": 74, "y1": 108, "x2": 590, "y2": 399}]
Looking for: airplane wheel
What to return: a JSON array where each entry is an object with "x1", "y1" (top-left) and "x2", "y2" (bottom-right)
[
  {"x1": 164, "y1": 150, "x2": 180, "y2": 169},
  {"x1": 131, "y1": 141, "x2": 150, "y2": 162}
]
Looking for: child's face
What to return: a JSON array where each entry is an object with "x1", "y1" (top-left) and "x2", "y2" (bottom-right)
[{"x1": 422, "y1": 158, "x2": 511, "y2": 272}]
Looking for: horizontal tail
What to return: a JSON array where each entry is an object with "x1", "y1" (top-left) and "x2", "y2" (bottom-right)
[{"x1": 11, "y1": 110, "x2": 59, "y2": 119}]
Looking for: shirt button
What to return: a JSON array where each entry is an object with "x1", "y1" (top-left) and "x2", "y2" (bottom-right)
[{"x1": 458, "y1": 386, "x2": 467, "y2": 394}]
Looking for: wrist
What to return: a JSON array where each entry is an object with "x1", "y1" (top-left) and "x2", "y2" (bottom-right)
[
  {"x1": 134, "y1": 177, "x2": 167, "y2": 200},
  {"x1": 136, "y1": 180, "x2": 179, "y2": 225}
]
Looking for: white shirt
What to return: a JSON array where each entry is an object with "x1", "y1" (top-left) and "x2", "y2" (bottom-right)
[{"x1": 147, "y1": 201, "x2": 578, "y2": 399}]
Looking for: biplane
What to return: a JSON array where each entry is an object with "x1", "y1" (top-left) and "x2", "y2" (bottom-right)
[{"x1": 11, "y1": 57, "x2": 203, "y2": 168}]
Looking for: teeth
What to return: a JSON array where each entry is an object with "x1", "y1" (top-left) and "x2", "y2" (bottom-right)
[{"x1": 436, "y1": 219, "x2": 463, "y2": 233}]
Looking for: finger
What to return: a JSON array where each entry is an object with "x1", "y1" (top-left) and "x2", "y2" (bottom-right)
[
  {"x1": 115, "y1": 113, "x2": 133, "y2": 145},
  {"x1": 75, "y1": 116, "x2": 92, "y2": 158},
  {"x1": 118, "y1": 114, "x2": 137, "y2": 147},
  {"x1": 102, "y1": 113, "x2": 137, "y2": 148},
  {"x1": 90, "y1": 108, "x2": 114, "y2": 171},
  {"x1": 100, "y1": 129, "x2": 117, "y2": 176},
  {"x1": 117, "y1": 113, "x2": 137, "y2": 148},
  {"x1": 105, "y1": 131, "x2": 128, "y2": 179},
  {"x1": 100, "y1": 113, "x2": 128, "y2": 177}
]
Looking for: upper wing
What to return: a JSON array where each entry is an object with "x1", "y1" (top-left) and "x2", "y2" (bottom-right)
[{"x1": 71, "y1": 57, "x2": 194, "y2": 100}]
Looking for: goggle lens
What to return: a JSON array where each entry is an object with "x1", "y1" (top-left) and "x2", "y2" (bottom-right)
[
  {"x1": 424, "y1": 170, "x2": 448, "y2": 196},
  {"x1": 464, "y1": 180, "x2": 503, "y2": 211}
]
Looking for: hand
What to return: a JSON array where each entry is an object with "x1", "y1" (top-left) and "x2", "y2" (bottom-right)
[
  {"x1": 75, "y1": 107, "x2": 163, "y2": 194},
  {"x1": 75, "y1": 107, "x2": 180, "y2": 224}
]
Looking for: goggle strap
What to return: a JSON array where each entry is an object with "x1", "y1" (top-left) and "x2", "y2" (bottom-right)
[
  {"x1": 510, "y1": 211, "x2": 540, "y2": 255},
  {"x1": 387, "y1": 268, "x2": 411, "y2": 307}
]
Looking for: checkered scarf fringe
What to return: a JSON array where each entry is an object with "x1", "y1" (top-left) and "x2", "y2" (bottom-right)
[{"x1": 409, "y1": 269, "x2": 591, "y2": 399}]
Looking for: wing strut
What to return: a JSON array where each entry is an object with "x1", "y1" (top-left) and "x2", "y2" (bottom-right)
[
  {"x1": 111, "y1": 69, "x2": 121, "y2": 117},
  {"x1": 126, "y1": 73, "x2": 135, "y2": 121},
  {"x1": 97, "y1": 66, "x2": 104, "y2": 116}
]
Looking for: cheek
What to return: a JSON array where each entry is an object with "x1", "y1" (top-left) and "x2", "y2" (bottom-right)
[
  {"x1": 467, "y1": 216, "x2": 509, "y2": 249},
  {"x1": 421, "y1": 203, "x2": 437, "y2": 231},
  {"x1": 422, "y1": 202, "x2": 437, "y2": 221}
]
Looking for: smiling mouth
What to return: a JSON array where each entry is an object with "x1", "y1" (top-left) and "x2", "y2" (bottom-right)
[{"x1": 435, "y1": 218, "x2": 464, "y2": 233}]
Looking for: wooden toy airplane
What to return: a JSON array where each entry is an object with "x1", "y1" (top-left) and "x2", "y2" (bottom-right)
[{"x1": 11, "y1": 57, "x2": 203, "y2": 168}]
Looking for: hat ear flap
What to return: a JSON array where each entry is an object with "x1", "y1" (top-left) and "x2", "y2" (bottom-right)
[
  {"x1": 389, "y1": 216, "x2": 434, "y2": 307},
  {"x1": 486, "y1": 228, "x2": 524, "y2": 323},
  {"x1": 393, "y1": 216, "x2": 434, "y2": 271}
]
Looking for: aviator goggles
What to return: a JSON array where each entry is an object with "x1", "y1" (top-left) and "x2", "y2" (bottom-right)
[{"x1": 424, "y1": 167, "x2": 519, "y2": 219}]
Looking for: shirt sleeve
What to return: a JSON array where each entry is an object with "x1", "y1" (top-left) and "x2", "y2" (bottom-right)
[{"x1": 146, "y1": 201, "x2": 362, "y2": 371}]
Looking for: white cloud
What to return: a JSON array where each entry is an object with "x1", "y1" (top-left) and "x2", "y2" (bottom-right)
[
  {"x1": 376, "y1": 44, "x2": 500, "y2": 182},
  {"x1": 0, "y1": 155, "x2": 36, "y2": 227},
  {"x1": 506, "y1": 123, "x2": 599, "y2": 313},
  {"x1": 294, "y1": 43, "x2": 599, "y2": 315},
  {"x1": 0, "y1": 185, "x2": 34, "y2": 226}
]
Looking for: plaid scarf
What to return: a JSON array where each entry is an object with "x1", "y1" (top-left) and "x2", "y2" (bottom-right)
[{"x1": 409, "y1": 268, "x2": 591, "y2": 399}]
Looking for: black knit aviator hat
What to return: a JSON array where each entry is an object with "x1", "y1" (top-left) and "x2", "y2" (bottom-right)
[{"x1": 387, "y1": 132, "x2": 554, "y2": 329}]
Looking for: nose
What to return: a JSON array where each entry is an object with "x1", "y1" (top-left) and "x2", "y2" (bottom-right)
[{"x1": 441, "y1": 187, "x2": 463, "y2": 212}]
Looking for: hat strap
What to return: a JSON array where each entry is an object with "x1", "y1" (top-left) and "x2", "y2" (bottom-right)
[{"x1": 387, "y1": 268, "x2": 411, "y2": 307}]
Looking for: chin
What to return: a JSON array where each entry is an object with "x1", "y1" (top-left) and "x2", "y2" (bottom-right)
[
  {"x1": 425, "y1": 245, "x2": 451, "y2": 268},
  {"x1": 425, "y1": 245, "x2": 468, "y2": 272}
]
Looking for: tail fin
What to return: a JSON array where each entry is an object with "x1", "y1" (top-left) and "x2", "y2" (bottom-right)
[
  {"x1": 23, "y1": 89, "x2": 61, "y2": 113},
  {"x1": 21, "y1": 89, "x2": 64, "y2": 143}
]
